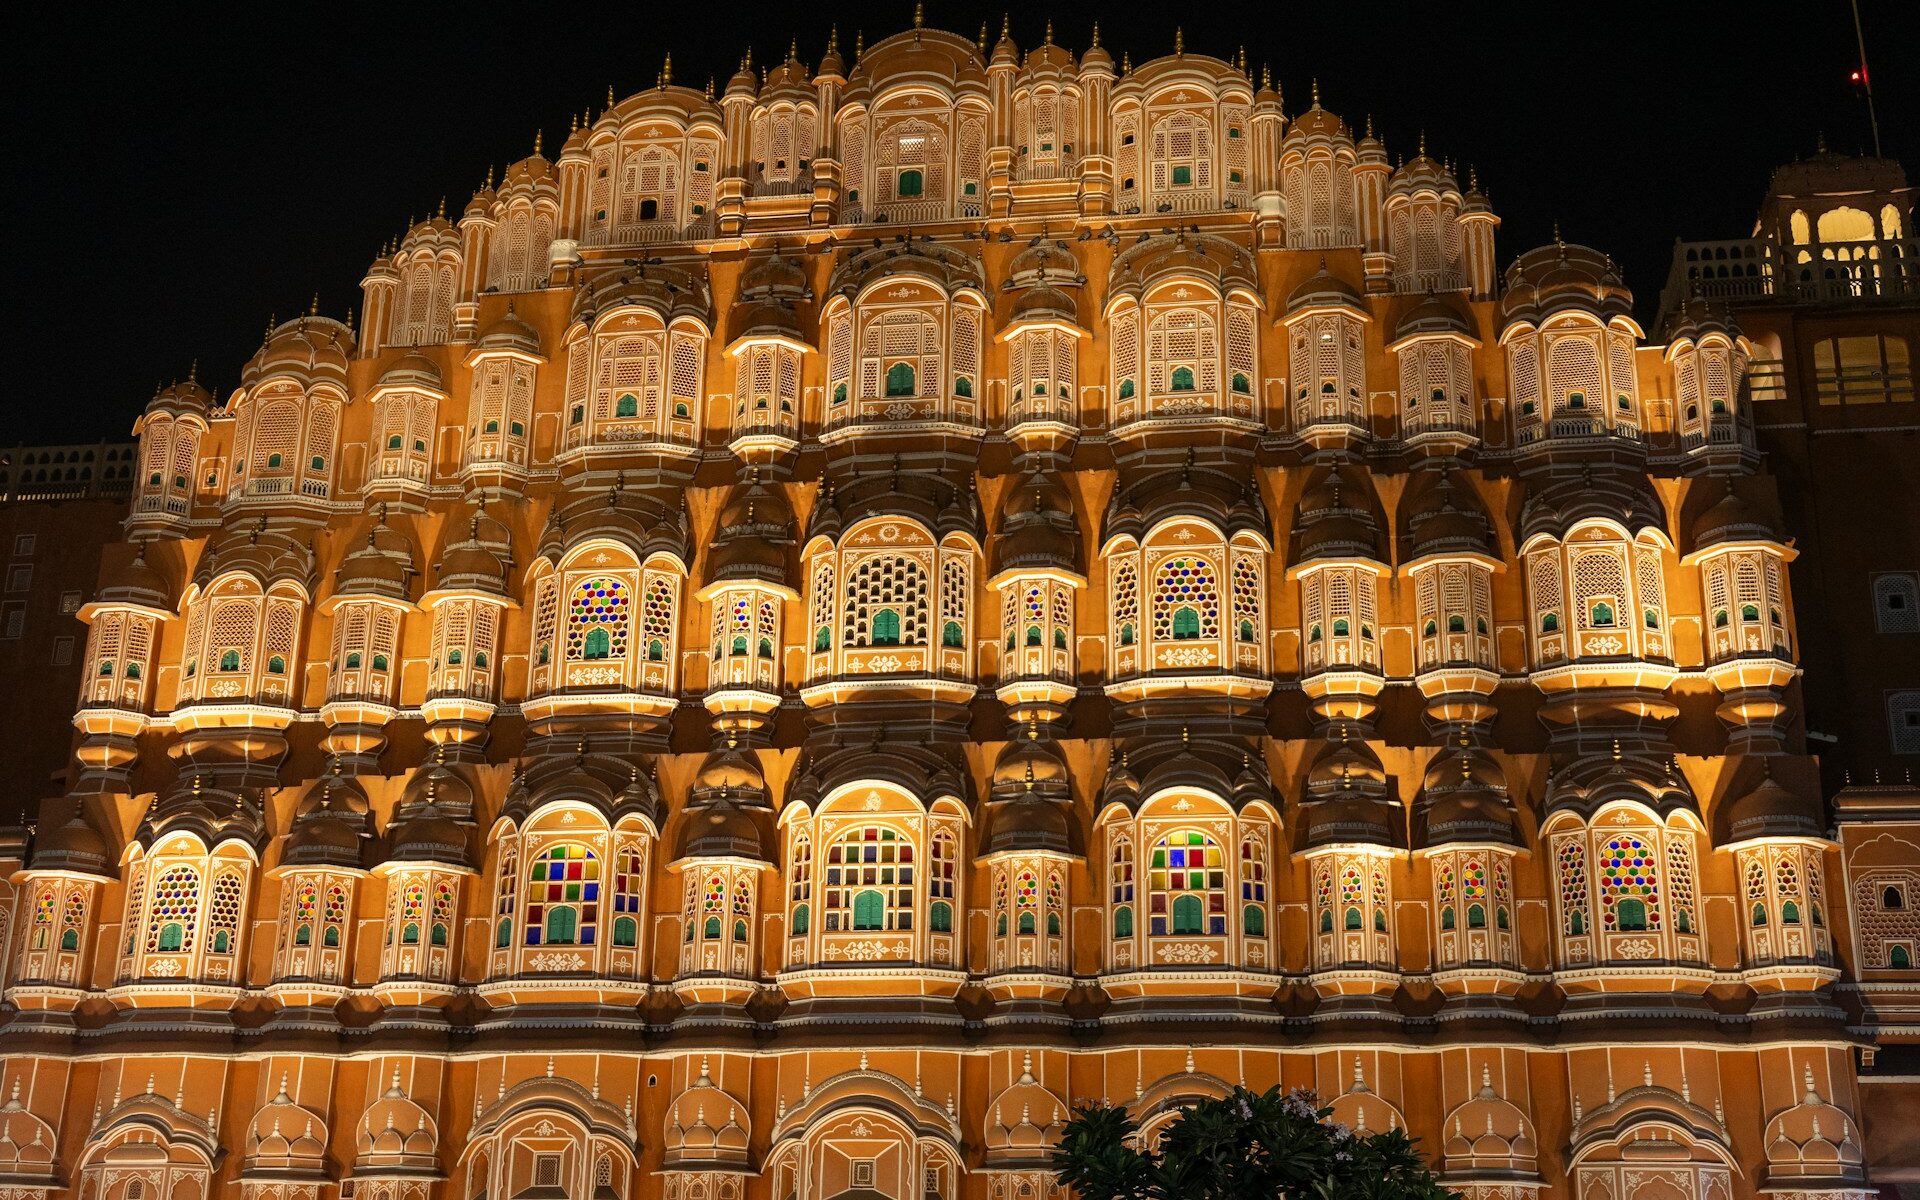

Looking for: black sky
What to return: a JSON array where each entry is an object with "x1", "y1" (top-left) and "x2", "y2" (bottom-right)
[{"x1": 1, "y1": 2, "x2": 1912, "y2": 448}]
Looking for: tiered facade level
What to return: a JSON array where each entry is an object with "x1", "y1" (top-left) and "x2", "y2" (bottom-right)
[{"x1": 2, "y1": 20, "x2": 1912, "y2": 1200}]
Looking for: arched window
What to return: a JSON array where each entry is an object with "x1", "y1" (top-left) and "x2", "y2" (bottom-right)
[
  {"x1": 897, "y1": 169, "x2": 924, "y2": 197},
  {"x1": 1893, "y1": 945, "x2": 1913, "y2": 969},
  {"x1": 584, "y1": 628, "x2": 611, "y2": 659},
  {"x1": 885, "y1": 362, "x2": 916, "y2": 397},
  {"x1": 1885, "y1": 885, "x2": 1907, "y2": 911},
  {"x1": 525, "y1": 844, "x2": 599, "y2": 948},
  {"x1": 1171, "y1": 366, "x2": 1196, "y2": 392},
  {"x1": 825, "y1": 826, "x2": 913, "y2": 933},
  {"x1": 1243, "y1": 904, "x2": 1265, "y2": 935},
  {"x1": 1172, "y1": 607, "x2": 1200, "y2": 639},
  {"x1": 615, "y1": 394, "x2": 639, "y2": 418},
  {"x1": 872, "y1": 608, "x2": 902, "y2": 645},
  {"x1": 943, "y1": 620, "x2": 964, "y2": 648},
  {"x1": 1148, "y1": 829, "x2": 1225, "y2": 937}
]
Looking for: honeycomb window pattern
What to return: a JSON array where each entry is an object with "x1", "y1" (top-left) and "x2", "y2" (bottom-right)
[
  {"x1": 567, "y1": 577, "x2": 630, "y2": 662},
  {"x1": 145, "y1": 865, "x2": 201, "y2": 954},
  {"x1": 1598, "y1": 835, "x2": 1661, "y2": 932},
  {"x1": 1152, "y1": 557, "x2": 1220, "y2": 643}
]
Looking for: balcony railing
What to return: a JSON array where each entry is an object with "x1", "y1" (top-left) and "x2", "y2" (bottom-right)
[{"x1": 1660, "y1": 235, "x2": 1920, "y2": 318}]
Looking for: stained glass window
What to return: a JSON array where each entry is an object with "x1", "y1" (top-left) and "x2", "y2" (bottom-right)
[
  {"x1": 146, "y1": 865, "x2": 200, "y2": 954},
  {"x1": 1148, "y1": 829, "x2": 1226, "y2": 937},
  {"x1": 1152, "y1": 558, "x2": 1219, "y2": 643},
  {"x1": 824, "y1": 826, "x2": 914, "y2": 933},
  {"x1": 1598, "y1": 835, "x2": 1660, "y2": 931},
  {"x1": 525, "y1": 844, "x2": 600, "y2": 947},
  {"x1": 567, "y1": 577, "x2": 630, "y2": 662}
]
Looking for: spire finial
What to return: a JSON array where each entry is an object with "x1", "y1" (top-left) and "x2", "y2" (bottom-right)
[
  {"x1": 308, "y1": 293, "x2": 320, "y2": 316},
  {"x1": 1174, "y1": 27, "x2": 1184, "y2": 55},
  {"x1": 608, "y1": 84, "x2": 616, "y2": 108},
  {"x1": 1044, "y1": 20, "x2": 1054, "y2": 45},
  {"x1": 913, "y1": 2, "x2": 924, "y2": 29},
  {"x1": 1418, "y1": 129, "x2": 1427, "y2": 157},
  {"x1": 1090, "y1": 22, "x2": 1100, "y2": 47},
  {"x1": 1311, "y1": 77, "x2": 1321, "y2": 106},
  {"x1": 1262, "y1": 64, "x2": 1271, "y2": 91},
  {"x1": 533, "y1": 128, "x2": 543, "y2": 155},
  {"x1": 662, "y1": 53, "x2": 672, "y2": 86}
]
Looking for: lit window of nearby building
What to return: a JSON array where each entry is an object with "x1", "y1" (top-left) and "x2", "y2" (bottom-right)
[
  {"x1": 1890, "y1": 690, "x2": 1920, "y2": 755},
  {"x1": 60, "y1": 590, "x2": 82, "y2": 614},
  {"x1": 1873, "y1": 572, "x2": 1920, "y2": 634},
  {"x1": 1814, "y1": 334, "x2": 1914, "y2": 405}
]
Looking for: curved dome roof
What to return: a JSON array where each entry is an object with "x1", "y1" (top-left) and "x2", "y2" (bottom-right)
[
  {"x1": 991, "y1": 468, "x2": 1080, "y2": 576},
  {"x1": 1688, "y1": 480, "x2": 1780, "y2": 551},
  {"x1": 243, "y1": 315, "x2": 355, "y2": 388},
  {"x1": 1500, "y1": 240, "x2": 1635, "y2": 328},
  {"x1": 1392, "y1": 291, "x2": 1473, "y2": 341},
  {"x1": 474, "y1": 304, "x2": 542, "y2": 356},
  {"x1": 1403, "y1": 469, "x2": 1496, "y2": 562},
  {"x1": 1109, "y1": 231, "x2": 1258, "y2": 301},
  {"x1": 1286, "y1": 259, "x2": 1367, "y2": 314}
]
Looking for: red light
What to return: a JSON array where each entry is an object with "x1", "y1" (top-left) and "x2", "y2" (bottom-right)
[{"x1": 1851, "y1": 70, "x2": 1863, "y2": 82}]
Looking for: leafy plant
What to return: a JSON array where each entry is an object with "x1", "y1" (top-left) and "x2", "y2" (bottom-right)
[{"x1": 1052, "y1": 1086, "x2": 1455, "y2": 1200}]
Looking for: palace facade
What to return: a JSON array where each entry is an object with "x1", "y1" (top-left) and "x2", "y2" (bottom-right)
[{"x1": 4, "y1": 17, "x2": 1918, "y2": 1200}]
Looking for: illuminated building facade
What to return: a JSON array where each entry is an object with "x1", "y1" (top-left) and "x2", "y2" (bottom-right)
[{"x1": 4, "y1": 19, "x2": 1917, "y2": 1200}]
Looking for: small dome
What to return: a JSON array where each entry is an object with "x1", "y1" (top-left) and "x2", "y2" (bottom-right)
[
  {"x1": 1442, "y1": 1070, "x2": 1539, "y2": 1174},
  {"x1": 984, "y1": 1055, "x2": 1067, "y2": 1159},
  {"x1": 355, "y1": 1069, "x2": 438, "y2": 1168},
  {"x1": 728, "y1": 298, "x2": 806, "y2": 345},
  {"x1": 95, "y1": 544, "x2": 173, "y2": 612},
  {"x1": 740, "y1": 253, "x2": 810, "y2": 299},
  {"x1": 674, "y1": 794, "x2": 772, "y2": 862},
  {"x1": 1288, "y1": 98, "x2": 1350, "y2": 142},
  {"x1": 1393, "y1": 292, "x2": 1473, "y2": 341},
  {"x1": 1689, "y1": 480, "x2": 1779, "y2": 550},
  {"x1": 991, "y1": 469, "x2": 1080, "y2": 576},
  {"x1": 1417, "y1": 742, "x2": 1518, "y2": 849},
  {"x1": 1287, "y1": 260, "x2": 1368, "y2": 314},
  {"x1": 332, "y1": 518, "x2": 415, "y2": 602},
  {"x1": 708, "y1": 473, "x2": 794, "y2": 585},
  {"x1": 474, "y1": 305, "x2": 541, "y2": 356},
  {"x1": 1009, "y1": 283, "x2": 1080, "y2": 326},
  {"x1": 1293, "y1": 466, "x2": 1383, "y2": 564},
  {"x1": 431, "y1": 504, "x2": 514, "y2": 599},
  {"x1": 1500, "y1": 240, "x2": 1634, "y2": 327},
  {"x1": 243, "y1": 315, "x2": 355, "y2": 388},
  {"x1": 1005, "y1": 236, "x2": 1082, "y2": 288},
  {"x1": 1404, "y1": 470, "x2": 1495, "y2": 562},
  {"x1": 245, "y1": 1079, "x2": 327, "y2": 1170},
  {"x1": 663, "y1": 1059, "x2": 751, "y2": 1167},
  {"x1": 1389, "y1": 151, "x2": 1458, "y2": 198},
  {"x1": 1722, "y1": 762, "x2": 1824, "y2": 842},
  {"x1": 377, "y1": 351, "x2": 443, "y2": 393},
  {"x1": 148, "y1": 376, "x2": 214, "y2": 417},
  {"x1": 29, "y1": 807, "x2": 110, "y2": 876}
]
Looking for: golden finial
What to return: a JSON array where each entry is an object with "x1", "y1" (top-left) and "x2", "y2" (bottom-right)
[
  {"x1": 828, "y1": 25, "x2": 839, "y2": 53},
  {"x1": 308, "y1": 293, "x2": 320, "y2": 316},
  {"x1": 913, "y1": 2, "x2": 924, "y2": 29},
  {"x1": 1237, "y1": 45, "x2": 1246, "y2": 73},
  {"x1": 1121, "y1": 50, "x2": 1131, "y2": 73},
  {"x1": 704, "y1": 77, "x2": 715, "y2": 100},
  {"x1": 1418, "y1": 129, "x2": 1427, "y2": 157},
  {"x1": 979, "y1": 20, "x2": 989, "y2": 49},
  {"x1": 345, "y1": 307, "x2": 355, "y2": 335},
  {"x1": 533, "y1": 129, "x2": 543, "y2": 155},
  {"x1": 436, "y1": 195, "x2": 446, "y2": 218},
  {"x1": 486, "y1": 164, "x2": 496, "y2": 189},
  {"x1": 1365, "y1": 113, "x2": 1374, "y2": 138},
  {"x1": 1173, "y1": 27, "x2": 1184, "y2": 55},
  {"x1": 569, "y1": 112, "x2": 578, "y2": 133},
  {"x1": 264, "y1": 313, "x2": 275, "y2": 338},
  {"x1": 1261, "y1": 64, "x2": 1272, "y2": 91},
  {"x1": 1001, "y1": 12, "x2": 1010, "y2": 39},
  {"x1": 188, "y1": 358, "x2": 198, "y2": 383},
  {"x1": 1090, "y1": 22, "x2": 1100, "y2": 47},
  {"x1": 788, "y1": 38, "x2": 798, "y2": 62},
  {"x1": 1044, "y1": 20, "x2": 1054, "y2": 45},
  {"x1": 661, "y1": 53, "x2": 673, "y2": 87},
  {"x1": 607, "y1": 84, "x2": 616, "y2": 108},
  {"x1": 855, "y1": 29, "x2": 865, "y2": 56}
]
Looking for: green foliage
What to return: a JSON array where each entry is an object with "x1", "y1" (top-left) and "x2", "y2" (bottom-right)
[{"x1": 1052, "y1": 1087, "x2": 1455, "y2": 1200}]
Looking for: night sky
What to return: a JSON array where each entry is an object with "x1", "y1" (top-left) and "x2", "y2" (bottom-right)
[{"x1": 3, "y1": 2, "x2": 1912, "y2": 448}]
